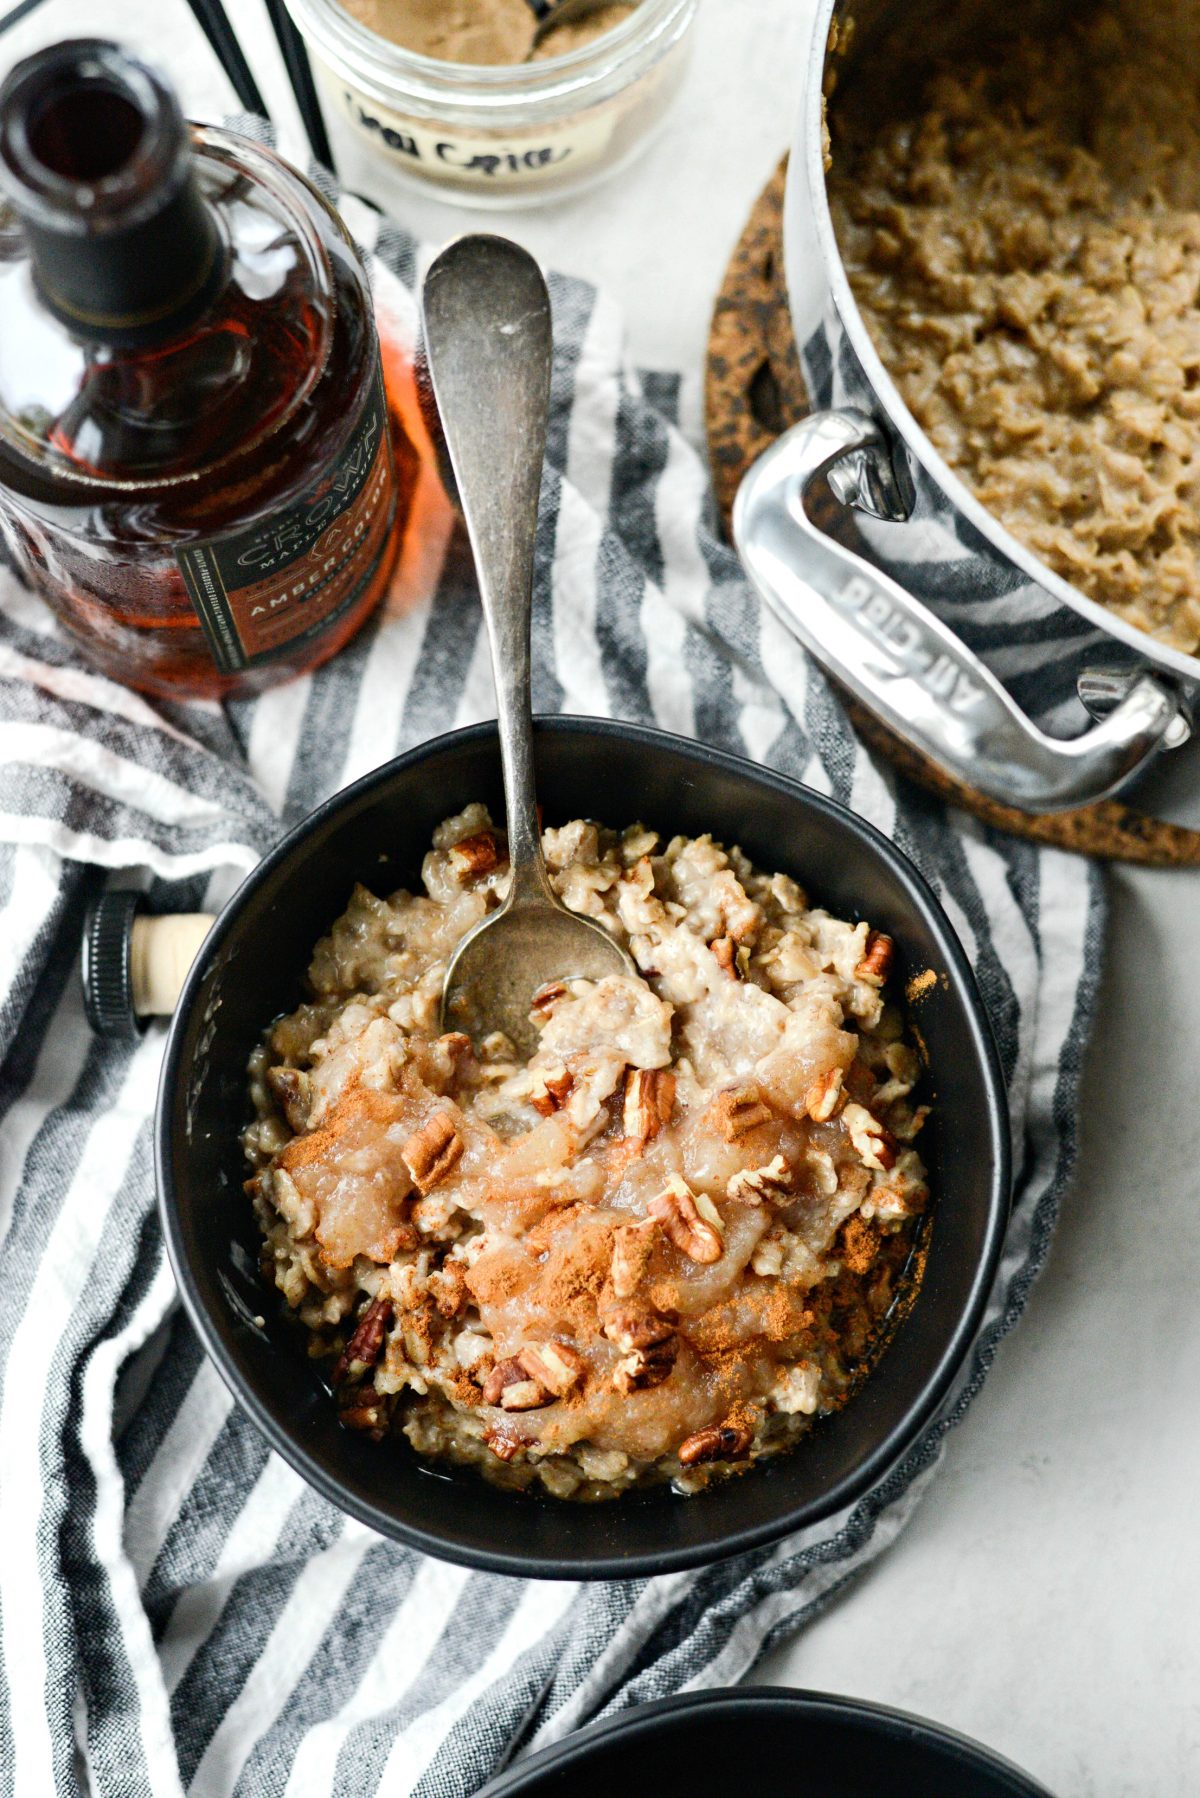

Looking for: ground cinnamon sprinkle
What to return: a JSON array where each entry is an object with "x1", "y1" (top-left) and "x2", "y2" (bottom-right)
[
  {"x1": 432, "y1": 1260, "x2": 468, "y2": 1318},
  {"x1": 446, "y1": 1368, "x2": 485, "y2": 1408},
  {"x1": 405, "y1": 1296, "x2": 437, "y2": 1362},
  {"x1": 690, "y1": 1339, "x2": 761, "y2": 1387},
  {"x1": 604, "y1": 1136, "x2": 646, "y2": 1175},
  {"x1": 646, "y1": 1277, "x2": 683, "y2": 1315},
  {"x1": 559, "y1": 1361, "x2": 611, "y2": 1412},
  {"x1": 523, "y1": 1202, "x2": 587, "y2": 1256},
  {"x1": 762, "y1": 1285, "x2": 814, "y2": 1343},
  {"x1": 465, "y1": 1251, "x2": 534, "y2": 1308},
  {"x1": 724, "y1": 1399, "x2": 759, "y2": 1438},
  {"x1": 689, "y1": 1292, "x2": 815, "y2": 1372},
  {"x1": 278, "y1": 1086, "x2": 407, "y2": 1171},
  {"x1": 685, "y1": 1297, "x2": 747, "y2": 1358},
  {"x1": 609, "y1": 1221, "x2": 656, "y2": 1297},
  {"x1": 906, "y1": 969, "x2": 937, "y2": 1004},
  {"x1": 838, "y1": 1214, "x2": 880, "y2": 1276},
  {"x1": 538, "y1": 1223, "x2": 614, "y2": 1332}
]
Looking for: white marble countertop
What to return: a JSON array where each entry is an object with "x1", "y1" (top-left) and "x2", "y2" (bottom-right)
[{"x1": 6, "y1": 1, "x2": 1199, "y2": 1791}]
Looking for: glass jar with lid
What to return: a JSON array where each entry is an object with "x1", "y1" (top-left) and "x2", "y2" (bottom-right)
[{"x1": 282, "y1": 0, "x2": 699, "y2": 207}]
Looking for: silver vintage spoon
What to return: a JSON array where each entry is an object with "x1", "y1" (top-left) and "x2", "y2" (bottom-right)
[{"x1": 422, "y1": 234, "x2": 635, "y2": 1056}]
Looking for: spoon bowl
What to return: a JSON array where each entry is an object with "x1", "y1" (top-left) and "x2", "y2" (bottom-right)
[
  {"x1": 442, "y1": 894, "x2": 633, "y2": 1057},
  {"x1": 422, "y1": 233, "x2": 635, "y2": 1049}
]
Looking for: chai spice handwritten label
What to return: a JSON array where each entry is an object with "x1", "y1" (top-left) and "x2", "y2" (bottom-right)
[{"x1": 339, "y1": 89, "x2": 618, "y2": 186}]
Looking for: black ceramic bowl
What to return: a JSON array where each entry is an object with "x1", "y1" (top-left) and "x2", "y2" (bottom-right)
[
  {"x1": 156, "y1": 718, "x2": 1010, "y2": 1579},
  {"x1": 477, "y1": 1689, "x2": 1054, "y2": 1796}
]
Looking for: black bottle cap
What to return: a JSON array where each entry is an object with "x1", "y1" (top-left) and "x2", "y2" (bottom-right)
[
  {"x1": 81, "y1": 889, "x2": 142, "y2": 1039},
  {"x1": 0, "y1": 40, "x2": 224, "y2": 345}
]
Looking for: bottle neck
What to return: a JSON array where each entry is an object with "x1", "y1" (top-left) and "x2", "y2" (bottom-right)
[{"x1": 0, "y1": 39, "x2": 225, "y2": 346}]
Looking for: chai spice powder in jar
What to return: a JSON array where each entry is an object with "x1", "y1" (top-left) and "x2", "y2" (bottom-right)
[{"x1": 281, "y1": 0, "x2": 697, "y2": 205}]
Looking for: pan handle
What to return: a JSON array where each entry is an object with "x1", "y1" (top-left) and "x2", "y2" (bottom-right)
[{"x1": 733, "y1": 410, "x2": 1190, "y2": 814}]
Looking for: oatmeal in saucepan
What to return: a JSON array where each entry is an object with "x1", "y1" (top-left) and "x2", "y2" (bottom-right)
[
  {"x1": 829, "y1": 9, "x2": 1200, "y2": 654},
  {"x1": 243, "y1": 808, "x2": 930, "y2": 1500}
]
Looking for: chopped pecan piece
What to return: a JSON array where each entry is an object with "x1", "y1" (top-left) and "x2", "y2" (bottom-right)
[
  {"x1": 773, "y1": 1362, "x2": 820, "y2": 1416},
  {"x1": 428, "y1": 1032, "x2": 473, "y2": 1089},
  {"x1": 448, "y1": 830, "x2": 504, "y2": 882},
  {"x1": 529, "y1": 1062, "x2": 574, "y2": 1118},
  {"x1": 842, "y1": 1102, "x2": 898, "y2": 1172},
  {"x1": 517, "y1": 1340, "x2": 585, "y2": 1398},
  {"x1": 613, "y1": 1337, "x2": 677, "y2": 1394},
  {"x1": 750, "y1": 1229, "x2": 786, "y2": 1277},
  {"x1": 726, "y1": 1154, "x2": 793, "y2": 1204},
  {"x1": 401, "y1": 1110, "x2": 464, "y2": 1193},
  {"x1": 428, "y1": 1261, "x2": 468, "y2": 1320},
  {"x1": 604, "y1": 1316, "x2": 680, "y2": 1395},
  {"x1": 530, "y1": 980, "x2": 568, "y2": 1022},
  {"x1": 610, "y1": 1218, "x2": 658, "y2": 1299},
  {"x1": 804, "y1": 1066, "x2": 845, "y2": 1122},
  {"x1": 855, "y1": 930, "x2": 894, "y2": 984},
  {"x1": 333, "y1": 1295, "x2": 394, "y2": 1384},
  {"x1": 648, "y1": 1174, "x2": 724, "y2": 1264},
  {"x1": 482, "y1": 1356, "x2": 552, "y2": 1411},
  {"x1": 412, "y1": 1188, "x2": 462, "y2": 1238},
  {"x1": 711, "y1": 1086, "x2": 772, "y2": 1141},
  {"x1": 339, "y1": 1396, "x2": 387, "y2": 1441},
  {"x1": 622, "y1": 1067, "x2": 676, "y2": 1144},
  {"x1": 724, "y1": 892, "x2": 761, "y2": 942},
  {"x1": 711, "y1": 935, "x2": 737, "y2": 977},
  {"x1": 805, "y1": 1145, "x2": 839, "y2": 1196},
  {"x1": 602, "y1": 1306, "x2": 676, "y2": 1355},
  {"x1": 266, "y1": 1065, "x2": 312, "y2": 1132},
  {"x1": 677, "y1": 1420, "x2": 753, "y2": 1466},
  {"x1": 604, "y1": 1307, "x2": 678, "y2": 1395},
  {"x1": 861, "y1": 1180, "x2": 918, "y2": 1221},
  {"x1": 484, "y1": 1424, "x2": 525, "y2": 1462},
  {"x1": 900, "y1": 1103, "x2": 931, "y2": 1142}
]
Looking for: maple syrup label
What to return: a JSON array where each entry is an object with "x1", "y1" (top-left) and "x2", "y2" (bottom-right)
[{"x1": 178, "y1": 361, "x2": 396, "y2": 673}]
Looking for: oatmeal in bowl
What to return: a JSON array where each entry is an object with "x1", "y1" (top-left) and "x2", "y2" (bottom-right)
[{"x1": 243, "y1": 804, "x2": 930, "y2": 1501}]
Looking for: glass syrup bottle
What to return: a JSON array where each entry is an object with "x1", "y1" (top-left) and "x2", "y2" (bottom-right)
[{"x1": 0, "y1": 39, "x2": 409, "y2": 699}]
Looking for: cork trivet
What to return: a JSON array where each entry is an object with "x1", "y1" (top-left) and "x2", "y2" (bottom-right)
[{"x1": 706, "y1": 160, "x2": 1200, "y2": 868}]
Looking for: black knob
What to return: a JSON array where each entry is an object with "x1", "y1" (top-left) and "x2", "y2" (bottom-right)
[{"x1": 81, "y1": 889, "x2": 142, "y2": 1039}]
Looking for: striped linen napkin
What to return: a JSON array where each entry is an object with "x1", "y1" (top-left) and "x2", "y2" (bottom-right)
[{"x1": 0, "y1": 166, "x2": 1103, "y2": 1798}]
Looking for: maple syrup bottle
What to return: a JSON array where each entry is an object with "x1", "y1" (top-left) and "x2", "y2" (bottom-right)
[{"x1": 0, "y1": 40, "x2": 405, "y2": 699}]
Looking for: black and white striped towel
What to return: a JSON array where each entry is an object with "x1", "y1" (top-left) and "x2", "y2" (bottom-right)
[{"x1": 0, "y1": 178, "x2": 1103, "y2": 1798}]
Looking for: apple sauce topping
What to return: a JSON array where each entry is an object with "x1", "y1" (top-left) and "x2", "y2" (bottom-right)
[{"x1": 244, "y1": 806, "x2": 929, "y2": 1500}]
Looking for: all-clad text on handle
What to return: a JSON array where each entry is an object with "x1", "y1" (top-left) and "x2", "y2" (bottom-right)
[{"x1": 734, "y1": 409, "x2": 1189, "y2": 815}]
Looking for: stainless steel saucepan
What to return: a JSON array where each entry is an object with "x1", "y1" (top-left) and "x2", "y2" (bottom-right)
[{"x1": 734, "y1": 0, "x2": 1198, "y2": 815}]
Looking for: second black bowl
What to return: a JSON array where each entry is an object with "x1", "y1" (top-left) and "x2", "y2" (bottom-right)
[
  {"x1": 156, "y1": 718, "x2": 1010, "y2": 1578},
  {"x1": 478, "y1": 1689, "x2": 1053, "y2": 1795}
]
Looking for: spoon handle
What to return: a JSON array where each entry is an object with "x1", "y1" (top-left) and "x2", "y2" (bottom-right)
[{"x1": 422, "y1": 235, "x2": 556, "y2": 906}]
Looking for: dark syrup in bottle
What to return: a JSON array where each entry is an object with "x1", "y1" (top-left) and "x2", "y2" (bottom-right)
[{"x1": 0, "y1": 40, "x2": 411, "y2": 698}]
